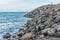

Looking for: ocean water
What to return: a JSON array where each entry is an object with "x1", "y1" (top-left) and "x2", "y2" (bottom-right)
[{"x1": 0, "y1": 12, "x2": 30, "y2": 40}]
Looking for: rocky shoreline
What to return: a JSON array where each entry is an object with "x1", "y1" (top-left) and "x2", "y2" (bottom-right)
[{"x1": 3, "y1": 3, "x2": 60, "y2": 40}]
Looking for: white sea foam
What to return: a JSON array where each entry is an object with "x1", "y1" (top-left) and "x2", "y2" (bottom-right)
[{"x1": 0, "y1": 12, "x2": 30, "y2": 40}]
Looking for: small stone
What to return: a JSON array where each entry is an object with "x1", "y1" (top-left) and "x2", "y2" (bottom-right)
[
  {"x1": 41, "y1": 28, "x2": 51, "y2": 34},
  {"x1": 54, "y1": 25, "x2": 60, "y2": 31},
  {"x1": 55, "y1": 31, "x2": 60, "y2": 37},
  {"x1": 47, "y1": 28, "x2": 56, "y2": 36},
  {"x1": 51, "y1": 24, "x2": 57, "y2": 28},
  {"x1": 54, "y1": 16, "x2": 60, "y2": 23},
  {"x1": 39, "y1": 34, "x2": 44, "y2": 38},
  {"x1": 36, "y1": 24, "x2": 45, "y2": 30},
  {"x1": 37, "y1": 19, "x2": 41, "y2": 24},
  {"x1": 26, "y1": 20, "x2": 36, "y2": 27}
]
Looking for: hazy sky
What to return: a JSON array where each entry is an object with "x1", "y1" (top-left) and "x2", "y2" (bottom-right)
[{"x1": 0, "y1": 0, "x2": 60, "y2": 12}]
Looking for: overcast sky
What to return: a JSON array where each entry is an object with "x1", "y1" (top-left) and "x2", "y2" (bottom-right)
[{"x1": 0, "y1": 0, "x2": 60, "y2": 12}]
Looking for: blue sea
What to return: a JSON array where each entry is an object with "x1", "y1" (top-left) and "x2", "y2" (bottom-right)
[{"x1": 0, "y1": 12, "x2": 31, "y2": 40}]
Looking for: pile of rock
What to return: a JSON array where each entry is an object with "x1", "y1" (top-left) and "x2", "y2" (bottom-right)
[{"x1": 3, "y1": 3, "x2": 60, "y2": 40}]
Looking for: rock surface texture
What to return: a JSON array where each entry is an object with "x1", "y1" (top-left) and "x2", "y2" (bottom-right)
[{"x1": 3, "y1": 3, "x2": 60, "y2": 40}]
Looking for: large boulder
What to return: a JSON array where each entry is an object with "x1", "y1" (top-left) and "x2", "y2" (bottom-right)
[{"x1": 20, "y1": 32, "x2": 32, "y2": 40}]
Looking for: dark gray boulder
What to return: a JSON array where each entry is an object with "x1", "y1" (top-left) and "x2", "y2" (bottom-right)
[{"x1": 3, "y1": 33, "x2": 11, "y2": 39}]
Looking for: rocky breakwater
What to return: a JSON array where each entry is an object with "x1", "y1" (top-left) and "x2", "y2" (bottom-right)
[{"x1": 3, "y1": 3, "x2": 60, "y2": 40}]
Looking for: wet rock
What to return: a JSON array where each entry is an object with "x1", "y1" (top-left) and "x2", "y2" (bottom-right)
[
  {"x1": 3, "y1": 33, "x2": 11, "y2": 39},
  {"x1": 16, "y1": 31, "x2": 24, "y2": 37},
  {"x1": 12, "y1": 35, "x2": 16, "y2": 39}
]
